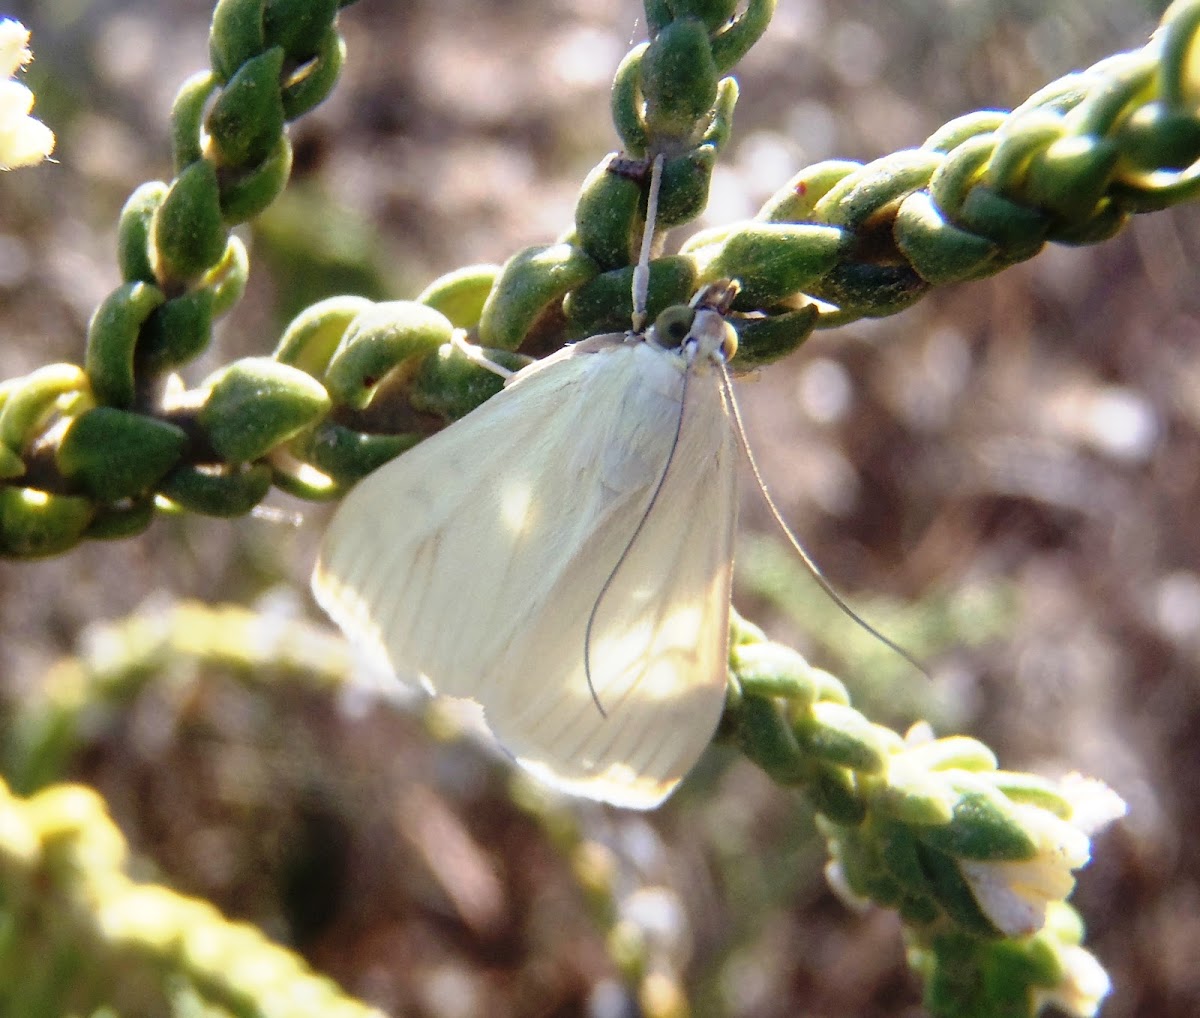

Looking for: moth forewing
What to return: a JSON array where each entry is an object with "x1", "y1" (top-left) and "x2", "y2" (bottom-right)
[{"x1": 312, "y1": 319, "x2": 740, "y2": 807}]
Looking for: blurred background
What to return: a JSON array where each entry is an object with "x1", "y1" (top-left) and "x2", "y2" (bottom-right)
[{"x1": 1, "y1": 0, "x2": 1197, "y2": 1015}]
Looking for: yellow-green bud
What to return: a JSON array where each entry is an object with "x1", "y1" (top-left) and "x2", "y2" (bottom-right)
[
  {"x1": 417, "y1": 264, "x2": 500, "y2": 329},
  {"x1": 220, "y1": 134, "x2": 293, "y2": 224},
  {"x1": 56, "y1": 407, "x2": 187, "y2": 502},
  {"x1": 793, "y1": 701, "x2": 890, "y2": 774},
  {"x1": 85, "y1": 283, "x2": 167, "y2": 409},
  {"x1": 117, "y1": 181, "x2": 169, "y2": 283},
  {"x1": 153, "y1": 161, "x2": 227, "y2": 282},
  {"x1": 0, "y1": 487, "x2": 96, "y2": 558},
  {"x1": 198, "y1": 357, "x2": 331, "y2": 463},
  {"x1": 895, "y1": 191, "x2": 999, "y2": 284},
  {"x1": 478, "y1": 244, "x2": 599, "y2": 349},
  {"x1": 274, "y1": 296, "x2": 374, "y2": 377},
  {"x1": 325, "y1": 302, "x2": 455, "y2": 409},
  {"x1": 158, "y1": 462, "x2": 272, "y2": 517},
  {"x1": 573, "y1": 162, "x2": 644, "y2": 271},
  {"x1": 703, "y1": 222, "x2": 843, "y2": 308}
]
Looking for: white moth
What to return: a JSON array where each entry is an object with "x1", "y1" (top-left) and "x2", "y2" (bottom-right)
[{"x1": 313, "y1": 156, "x2": 743, "y2": 808}]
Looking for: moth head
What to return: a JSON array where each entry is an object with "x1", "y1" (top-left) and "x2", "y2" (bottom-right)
[{"x1": 648, "y1": 302, "x2": 738, "y2": 366}]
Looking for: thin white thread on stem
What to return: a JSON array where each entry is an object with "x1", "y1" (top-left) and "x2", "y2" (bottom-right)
[{"x1": 631, "y1": 152, "x2": 664, "y2": 334}]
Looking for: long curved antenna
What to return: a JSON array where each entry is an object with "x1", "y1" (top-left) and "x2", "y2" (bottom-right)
[
  {"x1": 718, "y1": 365, "x2": 929, "y2": 678},
  {"x1": 581, "y1": 149, "x2": 674, "y2": 716},
  {"x1": 583, "y1": 365, "x2": 692, "y2": 717}
]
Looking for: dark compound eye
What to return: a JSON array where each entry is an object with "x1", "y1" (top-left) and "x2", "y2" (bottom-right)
[{"x1": 653, "y1": 306, "x2": 696, "y2": 348}]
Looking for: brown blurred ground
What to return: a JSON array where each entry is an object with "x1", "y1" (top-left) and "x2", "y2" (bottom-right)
[{"x1": 1, "y1": 1, "x2": 1197, "y2": 1016}]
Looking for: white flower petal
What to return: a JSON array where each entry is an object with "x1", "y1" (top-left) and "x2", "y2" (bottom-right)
[
  {"x1": 1059, "y1": 773, "x2": 1128, "y2": 836},
  {"x1": 1018, "y1": 802, "x2": 1093, "y2": 869},
  {"x1": 0, "y1": 80, "x2": 35, "y2": 120},
  {"x1": 0, "y1": 20, "x2": 33, "y2": 80},
  {"x1": 0, "y1": 21, "x2": 54, "y2": 170},
  {"x1": 960, "y1": 855, "x2": 1077, "y2": 937},
  {"x1": 957, "y1": 770, "x2": 1126, "y2": 938},
  {"x1": 1035, "y1": 944, "x2": 1113, "y2": 1018},
  {"x1": 959, "y1": 858, "x2": 1048, "y2": 936},
  {"x1": 0, "y1": 115, "x2": 55, "y2": 169},
  {"x1": 960, "y1": 802, "x2": 1094, "y2": 936}
]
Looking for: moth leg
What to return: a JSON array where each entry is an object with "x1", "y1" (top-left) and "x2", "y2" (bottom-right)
[{"x1": 450, "y1": 331, "x2": 517, "y2": 380}]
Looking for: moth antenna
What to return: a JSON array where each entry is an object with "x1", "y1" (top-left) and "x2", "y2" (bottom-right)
[
  {"x1": 718, "y1": 366, "x2": 930, "y2": 679},
  {"x1": 585, "y1": 149, "x2": 670, "y2": 713},
  {"x1": 584, "y1": 362, "x2": 693, "y2": 717},
  {"x1": 583, "y1": 150, "x2": 681, "y2": 715},
  {"x1": 630, "y1": 152, "x2": 665, "y2": 335}
]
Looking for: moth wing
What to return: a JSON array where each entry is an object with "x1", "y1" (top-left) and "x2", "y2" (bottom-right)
[
  {"x1": 313, "y1": 338, "x2": 625, "y2": 689},
  {"x1": 313, "y1": 340, "x2": 736, "y2": 808},
  {"x1": 476, "y1": 348, "x2": 738, "y2": 808}
]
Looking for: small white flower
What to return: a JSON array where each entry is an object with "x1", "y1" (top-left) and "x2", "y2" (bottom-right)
[
  {"x1": 0, "y1": 19, "x2": 34, "y2": 78},
  {"x1": 960, "y1": 777, "x2": 1126, "y2": 938},
  {"x1": 0, "y1": 19, "x2": 55, "y2": 170},
  {"x1": 1035, "y1": 942, "x2": 1113, "y2": 1018},
  {"x1": 1058, "y1": 772, "x2": 1128, "y2": 835}
]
